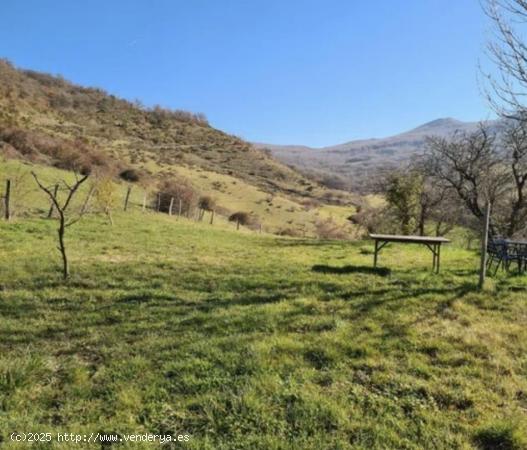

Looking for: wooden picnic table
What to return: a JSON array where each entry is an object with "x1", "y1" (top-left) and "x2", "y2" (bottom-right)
[{"x1": 369, "y1": 234, "x2": 450, "y2": 273}]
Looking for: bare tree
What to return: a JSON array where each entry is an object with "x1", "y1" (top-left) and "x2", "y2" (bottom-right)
[
  {"x1": 423, "y1": 125, "x2": 507, "y2": 217},
  {"x1": 422, "y1": 122, "x2": 527, "y2": 237},
  {"x1": 32, "y1": 172, "x2": 89, "y2": 278},
  {"x1": 482, "y1": 0, "x2": 527, "y2": 119},
  {"x1": 500, "y1": 119, "x2": 527, "y2": 234},
  {"x1": 418, "y1": 181, "x2": 460, "y2": 237}
]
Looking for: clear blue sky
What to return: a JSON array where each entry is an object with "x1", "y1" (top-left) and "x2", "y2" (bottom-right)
[{"x1": 0, "y1": 0, "x2": 496, "y2": 147}]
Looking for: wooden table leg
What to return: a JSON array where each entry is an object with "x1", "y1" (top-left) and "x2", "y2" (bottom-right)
[
  {"x1": 374, "y1": 240, "x2": 379, "y2": 267},
  {"x1": 436, "y1": 244, "x2": 441, "y2": 274},
  {"x1": 426, "y1": 243, "x2": 440, "y2": 273}
]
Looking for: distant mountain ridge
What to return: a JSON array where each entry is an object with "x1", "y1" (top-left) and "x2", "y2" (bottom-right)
[{"x1": 254, "y1": 118, "x2": 501, "y2": 191}]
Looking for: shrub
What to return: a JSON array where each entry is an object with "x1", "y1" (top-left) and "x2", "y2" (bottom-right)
[
  {"x1": 119, "y1": 168, "x2": 142, "y2": 183},
  {"x1": 319, "y1": 174, "x2": 350, "y2": 191},
  {"x1": 473, "y1": 421, "x2": 527, "y2": 450},
  {"x1": 315, "y1": 218, "x2": 349, "y2": 240},
  {"x1": 198, "y1": 195, "x2": 216, "y2": 211},
  {"x1": 229, "y1": 211, "x2": 251, "y2": 225},
  {"x1": 348, "y1": 204, "x2": 398, "y2": 236},
  {"x1": 0, "y1": 127, "x2": 111, "y2": 174},
  {"x1": 277, "y1": 227, "x2": 303, "y2": 237},
  {"x1": 300, "y1": 198, "x2": 321, "y2": 210},
  {"x1": 148, "y1": 105, "x2": 209, "y2": 128},
  {"x1": 156, "y1": 178, "x2": 197, "y2": 215},
  {"x1": 94, "y1": 176, "x2": 117, "y2": 225}
]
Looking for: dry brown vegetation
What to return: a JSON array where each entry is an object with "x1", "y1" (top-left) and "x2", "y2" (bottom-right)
[
  {"x1": 0, "y1": 59, "x2": 325, "y2": 201},
  {"x1": 156, "y1": 178, "x2": 198, "y2": 216},
  {"x1": 0, "y1": 126, "x2": 111, "y2": 174},
  {"x1": 314, "y1": 217, "x2": 350, "y2": 240}
]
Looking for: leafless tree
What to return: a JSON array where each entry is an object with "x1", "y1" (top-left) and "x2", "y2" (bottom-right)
[
  {"x1": 482, "y1": 0, "x2": 527, "y2": 119},
  {"x1": 32, "y1": 171, "x2": 89, "y2": 278},
  {"x1": 499, "y1": 119, "x2": 527, "y2": 234},
  {"x1": 423, "y1": 125, "x2": 507, "y2": 217},
  {"x1": 422, "y1": 121, "x2": 527, "y2": 237},
  {"x1": 418, "y1": 182, "x2": 460, "y2": 237}
]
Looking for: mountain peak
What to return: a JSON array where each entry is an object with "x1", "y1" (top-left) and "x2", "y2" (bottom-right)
[{"x1": 411, "y1": 117, "x2": 464, "y2": 132}]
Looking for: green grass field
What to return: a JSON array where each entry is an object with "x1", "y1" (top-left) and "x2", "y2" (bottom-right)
[
  {"x1": 0, "y1": 159, "x2": 357, "y2": 238},
  {"x1": 1, "y1": 200, "x2": 527, "y2": 449}
]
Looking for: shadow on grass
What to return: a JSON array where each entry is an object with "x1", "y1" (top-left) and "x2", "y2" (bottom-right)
[
  {"x1": 312, "y1": 264, "x2": 391, "y2": 277},
  {"x1": 450, "y1": 269, "x2": 479, "y2": 276},
  {"x1": 267, "y1": 238, "x2": 353, "y2": 248}
]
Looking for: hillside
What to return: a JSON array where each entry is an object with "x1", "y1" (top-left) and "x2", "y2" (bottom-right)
[
  {"x1": 256, "y1": 118, "x2": 501, "y2": 192},
  {"x1": 1, "y1": 176, "x2": 526, "y2": 448},
  {"x1": 0, "y1": 59, "x2": 356, "y2": 236}
]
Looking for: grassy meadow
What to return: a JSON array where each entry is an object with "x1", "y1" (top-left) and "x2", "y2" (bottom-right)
[{"x1": 1, "y1": 173, "x2": 527, "y2": 449}]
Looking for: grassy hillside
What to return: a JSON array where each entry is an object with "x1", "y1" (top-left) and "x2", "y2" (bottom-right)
[
  {"x1": 1, "y1": 174, "x2": 526, "y2": 448},
  {"x1": 0, "y1": 59, "x2": 356, "y2": 236},
  {"x1": 0, "y1": 159, "x2": 357, "y2": 237}
]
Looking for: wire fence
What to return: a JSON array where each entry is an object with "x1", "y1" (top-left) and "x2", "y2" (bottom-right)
[{"x1": 0, "y1": 174, "x2": 266, "y2": 234}]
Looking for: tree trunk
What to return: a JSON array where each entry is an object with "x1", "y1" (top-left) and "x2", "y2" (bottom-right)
[
  {"x1": 418, "y1": 205, "x2": 427, "y2": 236},
  {"x1": 48, "y1": 184, "x2": 59, "y2": 218},
  {"x1": 58, "y1": 217, "x2": 69, "y2": 279},
  {"x1": 507, "y1": 193, "x2": 524, "y2": 237}
]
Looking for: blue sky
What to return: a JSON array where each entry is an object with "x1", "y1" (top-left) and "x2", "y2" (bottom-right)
[{"x1": 1, "y1": 0, "x2": 496, "y2": 147}]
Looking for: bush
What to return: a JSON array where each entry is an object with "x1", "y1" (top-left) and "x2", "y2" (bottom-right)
[
  {"x1": 119, "y1": 168, "x2": 142, "y2": 183},
  {"x1": 300, "y1": 198, "x2": 321, "y2": 210},
  {"x1": 473, "y1": 421, "x2": 527, "y2": 450},
  {"x1": 148, "y1": 105, "x2": 209, "y2": 128},
  {"x1": 156, "y1": 178, "x2": 197, "y2": 215},
  {"x1": 229, "y1": 211, "x2": 252, "y2": 226},
  {"x1": 277, "y1": 227, "x2": 303, "y2": 237},
  {"x1": 93, "y1": 176, "x2": 117, "y2": 225},
  {"x1": 348, "y1": 203, "x2": 398, "y2": 237},
  {"x1": 0, "y1": 127, "x2": 111, "y2": 175},
  {"x1": 319, "y1": 174, "x2": 350, "y2": 191},
  {"x1": 198, "y1": 195, "x2": 216, "y2": 211},
  {"x1": 315, "y1": 218, "x2": 349, "y2": 240}
]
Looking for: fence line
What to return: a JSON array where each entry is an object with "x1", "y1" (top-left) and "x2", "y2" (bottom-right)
[
  {"x1": 3, "y1": 179, "x2": 10, "y2": 220},
  {"x1": 123, "y1": 186, "x2": 132, "y2": 211},
  {"x1": 0, "y1": 177, "x2": 269, "y2": 235}
]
